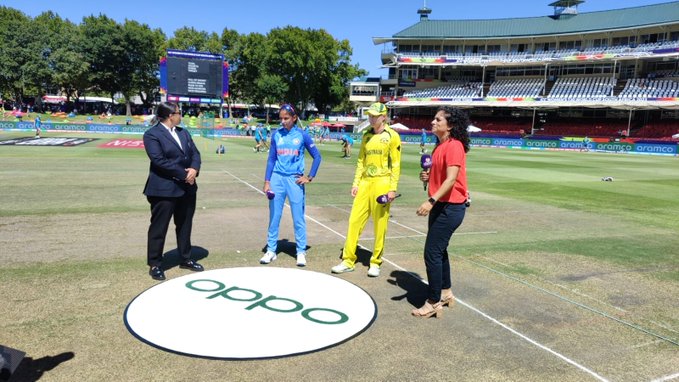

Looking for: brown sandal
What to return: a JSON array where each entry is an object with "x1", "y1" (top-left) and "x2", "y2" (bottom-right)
[
  {"x1": 440, "y1": 289, "x2": 455, "y2": 308},
  {"x1": 411, "y1": 300, "x2": 443, "y2": 318}
]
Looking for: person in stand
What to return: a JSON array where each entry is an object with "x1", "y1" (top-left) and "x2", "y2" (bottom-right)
[
  {"x1": 260, "y1": 104, "x2": 322, "y2": 267},
  {"x1": 332, "y1": 102, "x2": 401, "y2": 277},
  {"x1": 412, "y1": 106, "x2": 470, "y2": 318},
  {"x1": 34, "y1": 114, "x2": 42, "y2": 138},
  {"x1": 143, "y1": 102, "x2": 204, "y2": 281}
]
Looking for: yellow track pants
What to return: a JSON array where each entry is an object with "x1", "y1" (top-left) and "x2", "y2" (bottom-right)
[{"x1": 341, "y1": 176, "x2": 392, "y2": 267}]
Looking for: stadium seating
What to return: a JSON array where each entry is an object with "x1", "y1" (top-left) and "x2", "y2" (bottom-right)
[
  {"x1": 402, "y1": 82, "x2": 482, "y2": 99},
  {"x1": 546, "y1": 77, "x2": 616, "y2": 100},
  {"x1": 618, "y1": 78, "x2": 679, "y2": 99},
  {"x1": 487, "y1": 78, "x2": 545, "y2": 98}
]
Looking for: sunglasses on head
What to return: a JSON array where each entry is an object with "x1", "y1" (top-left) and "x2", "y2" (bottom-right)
[{"x1": 280, "y1": 104, "x2": 296, "y2": 116}]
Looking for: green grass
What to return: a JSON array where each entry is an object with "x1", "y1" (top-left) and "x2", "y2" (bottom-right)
[
  {"x1": 1, "y1": 130, "x2": 678, "y2": 280},
  {"x1": 1, "y1": 130, "x2": 677, "y2": 381},
  {"x1": 469, "y1": 148, "x2": 679, "y2": 230}
]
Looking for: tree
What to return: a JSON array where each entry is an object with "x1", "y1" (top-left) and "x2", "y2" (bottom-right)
[
  {"x1": 220, "y1": 28, "x2": 241, "y2": 117},
  {"x1": 167, "y1": 27, "x2": 222, "y2": 54},
  {"x1": 230, "y1": 32, "x2": 267, "y2": 108},
  {"x1": 255, "y1": 74, "x2": 288, "y2": 123},
  {"x1": 263, "y1": 27, "x2": 366, "y2": 117},
  {"x1": 32, "y1": 12, "x2": 88, "y2": 106},
  {"x1": 80, "y1": 15, "x2": 127, "y2": 109},
  {"x1": 0, "y1": 7, "x2": 32, "y2": 106},
  {"x1": 122, "y1": 20, "x2": 165, "y2": 113}
]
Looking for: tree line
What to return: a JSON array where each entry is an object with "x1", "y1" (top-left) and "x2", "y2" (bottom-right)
[{"x1": 0, "y1": 6, "x2": 366, "y2": 116}]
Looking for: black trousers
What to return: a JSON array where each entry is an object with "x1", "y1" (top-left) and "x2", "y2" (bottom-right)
[
  {"x1": 146, "y1": 193, "x2": 196, "y2": 267},
  {"x1": 424, "y1": 202, "x2": 466, "y2": 302}
]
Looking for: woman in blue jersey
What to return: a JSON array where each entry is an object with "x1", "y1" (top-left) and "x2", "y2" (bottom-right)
[{"x1": 260, "y1": 104, "x2": 322, "y2": 267}]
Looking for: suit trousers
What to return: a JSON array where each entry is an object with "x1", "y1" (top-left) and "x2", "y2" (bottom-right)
[{"x1": 147, "y1": 193, "x2": 196, "y2": 267}]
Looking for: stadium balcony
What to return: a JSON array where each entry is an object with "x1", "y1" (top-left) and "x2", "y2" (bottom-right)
[
  {"x1": 632, "y1": 121, "x2": 679, "y2": 139},
  {"x1": 395, "y1": 39, "x2": 679, "y2": 65},
  {"x1": 471, "y1": 117, "x2": 531, "y2": 136},
  {"x1": 392, "y1": 115, "x2": 432, "y2": 130},
  {"x1": 533, "y1": 119, "x2": 629, "y2": 138}
]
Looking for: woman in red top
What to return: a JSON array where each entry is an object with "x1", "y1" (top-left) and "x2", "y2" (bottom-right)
[{"x1": 413, "y1": 107, "x2": 470, "y2": 318}]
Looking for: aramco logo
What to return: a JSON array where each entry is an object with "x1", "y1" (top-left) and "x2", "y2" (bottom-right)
[{"x1": 124, "y1": 267, "x2": 376, "y2": 359}]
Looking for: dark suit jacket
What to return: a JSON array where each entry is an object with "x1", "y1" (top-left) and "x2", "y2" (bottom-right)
[{"x1": 143, "y1": 123, "x2": 201, "y2": 197}]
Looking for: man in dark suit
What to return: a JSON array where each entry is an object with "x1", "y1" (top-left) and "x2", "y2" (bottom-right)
[{"x1": 143, "y1": 102, "x2": 204, "y2": 281}]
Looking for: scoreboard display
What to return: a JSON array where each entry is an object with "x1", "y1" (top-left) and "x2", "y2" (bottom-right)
[{"x1": 160, "y1": 50, "x2": 229, "y2": 104}]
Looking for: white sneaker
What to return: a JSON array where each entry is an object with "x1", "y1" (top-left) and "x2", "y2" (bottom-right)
[
  {"x1": 331, "y1": 263, "x2": 354, "y2": 274},
  {"x1": 368, "y1": 265, "x2": 380, "y2": 277},
  {"x1": 296, "y1": 252, "x2": 307, "y2": 267},
  {"x1": 259, "y1": 251, "x2": 277, "y2": 264}
]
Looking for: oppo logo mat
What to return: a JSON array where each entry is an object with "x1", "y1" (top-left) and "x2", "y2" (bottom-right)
[{"x1": 124, "y1": 267, "x2": 377, "y2": 359}]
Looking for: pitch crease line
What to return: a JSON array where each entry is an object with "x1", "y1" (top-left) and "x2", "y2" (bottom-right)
[{"x1": 223, "y1": 170, "x2": 609, "y2": 381}]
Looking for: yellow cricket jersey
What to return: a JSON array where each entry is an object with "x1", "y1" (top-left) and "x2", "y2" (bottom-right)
[{"x1": 352, "y1": 124, "x2": 402, "y2": 191}]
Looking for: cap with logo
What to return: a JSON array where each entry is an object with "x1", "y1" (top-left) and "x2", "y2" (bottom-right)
[{"x1": 365, "y1": 102, "x2": 387, "y2": 116}]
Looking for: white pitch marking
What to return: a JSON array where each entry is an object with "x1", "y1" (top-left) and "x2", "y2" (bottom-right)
[
  {"x1": 223, "y1": 170, "x2": 610, "y2": 381},
  {"x1": 650, "y1": 372, "x2": 679, "y2": 382}
]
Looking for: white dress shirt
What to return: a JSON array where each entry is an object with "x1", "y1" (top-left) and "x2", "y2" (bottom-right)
[{"x1": 160, "y1": 122, "x2": 182, "y2": 149}]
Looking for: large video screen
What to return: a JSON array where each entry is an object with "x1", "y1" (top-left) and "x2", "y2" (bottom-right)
[{"x1": 160, "y1": 50, "x2": 228, "y2": 103}]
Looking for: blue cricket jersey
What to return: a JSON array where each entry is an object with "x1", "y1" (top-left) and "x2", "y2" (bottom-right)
[{"x1": 265, "y1": 125, "x2": 321, "y2": 181}]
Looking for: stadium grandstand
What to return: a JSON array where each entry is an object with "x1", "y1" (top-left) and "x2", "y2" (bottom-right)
[{"x1": 350, "y1": 0, "x2": 679, "y2": 141}]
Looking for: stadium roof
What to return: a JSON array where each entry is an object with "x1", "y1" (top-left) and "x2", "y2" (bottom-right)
[{"x1": 374, "y1": 1, "x2": 679, "y2": 42}]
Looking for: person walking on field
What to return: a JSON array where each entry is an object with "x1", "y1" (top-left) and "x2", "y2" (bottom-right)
[
  {"x1": 332, "y1": 102, "x2": 401, "y2": 277},
  {"x1": 412, "y1": 106, "x2": 470, "y2": 318},
  {"x1": 34, "y1": 114, "x2": 42, "y2": 138},
  {"x1": 260, "y1": 104, "x2": 322, "y2": 267}
]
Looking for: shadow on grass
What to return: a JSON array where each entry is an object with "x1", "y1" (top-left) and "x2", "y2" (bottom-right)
[
  {"x1": 259, "y1": 239, "x2": 310, "y2": 261},
  {"x1": 6, "y1": 352, "x2": 74, "y2": 382},
  {"x1": 387, "y1": 270, "x2": 429, "y2": 307},
  {"x1": 159, "y1": 246, "x2": 209, "y2": 270},
  {"x1": 333, "y1": 246, "x2": 374, "y2": 268}
]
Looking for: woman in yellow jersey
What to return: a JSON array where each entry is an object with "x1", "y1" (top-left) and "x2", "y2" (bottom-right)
[{"x1": 332, "y1": 102, "x2": 401, "y2": 277}]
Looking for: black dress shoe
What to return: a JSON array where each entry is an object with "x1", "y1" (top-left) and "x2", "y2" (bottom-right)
[
  {"x1": 149, "y1": 266, "x2": 166, "y2": 281},
  {"x1": 179, "y1": 260, "x2": 204, "y2": 272}
]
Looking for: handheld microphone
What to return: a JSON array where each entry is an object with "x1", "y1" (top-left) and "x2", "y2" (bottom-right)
[
  {"x1": 376, "y1": 193, "x2": 402, "y2": 204},
  {"x1": 266, "y1": 190, "x2": 275, "y2": 200},
  {"x1": 420, "y1": 154, "x2": 432, "y2": 191}
]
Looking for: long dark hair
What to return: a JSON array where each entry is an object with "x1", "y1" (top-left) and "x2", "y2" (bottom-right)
[{"x1": 437, "y1": 106, "x2": 470, "y2": 153}]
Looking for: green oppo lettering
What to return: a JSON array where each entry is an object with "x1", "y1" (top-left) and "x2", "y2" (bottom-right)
[
  {"x1": 208, "y1": 287, "x2": 262, "y2": 302},
  {"x1": 246, "y1": 295, "x2": 302, "y2": 312},
  {"x1": 185, "y1": 279, "x2": 349, "y2": 325},
  {"x1": 302, "y1": 308, "x2": 348, "y2": 325}
]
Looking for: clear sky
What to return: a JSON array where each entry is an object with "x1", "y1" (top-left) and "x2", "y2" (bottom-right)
[{"x1": 2, "y1": 0, "x2": 667, "y2": 77}]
